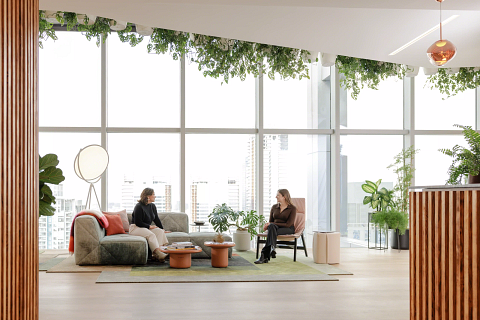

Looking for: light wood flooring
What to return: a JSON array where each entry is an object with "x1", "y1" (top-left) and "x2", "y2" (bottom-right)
[{"x1": 39, "y1": 248, "x2": 409, "y2": 320}]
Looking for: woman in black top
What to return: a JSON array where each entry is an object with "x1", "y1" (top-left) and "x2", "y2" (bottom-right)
[
  {"x1": 129, "y1": 188, "x2": 169, "y2": 262},
  {"x1": 255, "y1": 189, "x2": 296, "y2": 264}
]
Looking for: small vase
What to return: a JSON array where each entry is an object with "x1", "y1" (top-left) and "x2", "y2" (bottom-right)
[{"x1": 468, "y1": 174, "x2": 480, "y2": 184}]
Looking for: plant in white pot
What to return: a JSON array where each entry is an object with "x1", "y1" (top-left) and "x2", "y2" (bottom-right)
[{"x1": 208, "y1": 204, "x2": 263, "y2": 250}]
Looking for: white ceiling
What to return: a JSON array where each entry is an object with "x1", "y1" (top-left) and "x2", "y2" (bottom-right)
[{"x1": 40, "y1": 0, "x2": 480, "y2": 68}]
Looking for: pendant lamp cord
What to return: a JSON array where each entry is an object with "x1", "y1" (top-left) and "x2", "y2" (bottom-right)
[{"x1": 439, "y1": 1, "x2": 443, "y2": 40}]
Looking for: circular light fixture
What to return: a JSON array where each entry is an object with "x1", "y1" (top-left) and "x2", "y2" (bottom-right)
[
  {"x1": 74, "y1": 145, "x2": 109, "y2": 183},
  {"x1": 426, "y1": 0, "x2": 456, "y2": 67},
  {"x1": 427, "y1": 39, "x2": 457, "y2": 66}
]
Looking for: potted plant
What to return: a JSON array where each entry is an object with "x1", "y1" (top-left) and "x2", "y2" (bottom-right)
[
  {"x1": 362, "y1": 179, "x2": 394, "y2": 247},
  {"x1": 208, "y1": 203, "x2": 264, "y2": 249},
  {"x1": 387, "y1": 146, "x2": 418, "y2": 250},
  {"x1": 440, "y1": 124, "x2": 480, "y2": 184},
  {"x1": 229, "y1": 209, "x2": 262, "y2": 251},
  {"x1": 39, "y1": 154, "x2": 65, "y2": 217}
]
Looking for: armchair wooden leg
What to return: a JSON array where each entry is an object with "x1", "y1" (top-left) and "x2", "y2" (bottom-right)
[
  {"x1": 301, "y1": 233, "x2": 308, "y2": 257},
  {"x1": 256, "y1": 236, "x2": 260, "y2": 259},
  {"x1": 294, "y1": 238, "x2": 297, "y2": 262}
]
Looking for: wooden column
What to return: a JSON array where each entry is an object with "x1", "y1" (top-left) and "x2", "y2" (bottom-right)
[
  {"x1": 1, "y1": 0, "x2": 39, "y2": 319},
  {"x1": 410, "y1": 189, "x2": 480, "y2": 320}
]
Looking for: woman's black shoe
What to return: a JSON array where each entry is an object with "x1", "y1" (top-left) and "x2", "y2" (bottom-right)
[
  {"x1": 271, "y1": 250, "x2": 276, "y2": 258},
  {"x1": 254, "y1": 253, "x2": 269, "y2": 264}
]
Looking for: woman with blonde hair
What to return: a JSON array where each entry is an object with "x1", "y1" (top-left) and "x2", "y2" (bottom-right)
[
  {"x1": 129, "y1": 188, "x2": 169, "y2": 262},
  {"x1": 255, "y1": 189, "x2": 296, "y2": 264}
]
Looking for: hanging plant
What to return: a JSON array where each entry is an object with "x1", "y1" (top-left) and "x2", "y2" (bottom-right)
[
  {"x1": 62, "y1": 12, "x2": 78, "y2": 31},
  {"x1": 335, "y1": 56, "x2": 407, "y2": 100},
  {"x1": 77, "y1": 17, "x2": 111, "y2": 46},
  {"x1": 426, "y1": 67, "x2": 480, "y2": 99},
  {"x1": 39, "y1": 10, "x2": 57, "y2": 48},
  {"x1": 147, "y1": 28, "x2": 190, "y2": 60},
  {"x1": 117, "y1": 23, "x2": 144, "y2": 47},
  {"x1": 265, "y1": 46, "x2": 310, "y2": 80}
]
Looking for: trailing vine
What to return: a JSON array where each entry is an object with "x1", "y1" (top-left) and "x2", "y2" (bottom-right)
[
  {"x1": 38, "y1": 10, "x2": 480, "y2": 98},
  {"x1": 335, "y1": 55, "x2": 407, "y2": 100},
  {"x1": 426, "y1": 67, "x2": 480, "y2": 99}
]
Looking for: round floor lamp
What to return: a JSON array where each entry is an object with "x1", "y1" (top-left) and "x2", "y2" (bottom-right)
[{"x1": 74, "y1": 145, "x2": 109, "y2": 210}]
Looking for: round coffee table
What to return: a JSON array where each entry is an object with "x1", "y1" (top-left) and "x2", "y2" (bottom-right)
[
  {"x1": 204, "y1": 241, "x2": 235, "y2": 268},
  {"x1": 159, "y1": 246, "x2": 202, "y2": 269}
]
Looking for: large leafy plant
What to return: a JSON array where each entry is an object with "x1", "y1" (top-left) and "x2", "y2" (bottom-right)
[
  {"x1": 39, "y1": 154, "x2": 65, "y2": 217},
  {"x1": 361, "y1": 179, "x2": 393, "y2": 213},
  {"x1": 208, "y1": 204, "x2": 263, "y2": 239},
  {"x1": 439, "y1": 124, "x2": 480, "y2": 185}
]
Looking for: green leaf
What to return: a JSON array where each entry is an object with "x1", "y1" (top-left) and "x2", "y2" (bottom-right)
[
  {"x1": 39, "y1": 154, "x2": 59, "y2": 170},
  {"x1": 39, "y1": 200, "x2": 56, "y2": 216},
  {"x1": 361, "y1": 184, "x2": 375, "y2": 194},
  {"x1": 371, "y1": 199, "x2": 380, "y2": 209},
  {"x1": 363, "y1": 196, "x2": 372, "y2": 205},
  {"x1": 375, "y1": 179, "x2": 382, "y2": 187},
  {"x1": 377, "y1": 188, "x2": 388, "y2": 196},
  {"x1": 364, "y1": 180, "x2": 377, "y2": 189},
  {"x1": 39, "y1": 167, "x2": 65, "y2": 185}
]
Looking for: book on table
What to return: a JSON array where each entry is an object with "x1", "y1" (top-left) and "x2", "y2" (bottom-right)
[{"x1": 168, "y1": 242, "x2": 195, "y2": 250}]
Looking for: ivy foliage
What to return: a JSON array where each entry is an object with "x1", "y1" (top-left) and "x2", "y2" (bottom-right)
[
  {"x1": 117, "y1": 23, "x2": 144, "y2": 47},
  {"x1": 426, "y1": 67, "x2": 480, "y2": 99},
  {"x1": 439, "y1": 124, "x2": 480, "y2": 185},
  {"x1": 39, "y1": 11, "x2": 57, "y2": 48},
  {"x1": 335, "y1": 56, "x2": 407, "y2": 100}
]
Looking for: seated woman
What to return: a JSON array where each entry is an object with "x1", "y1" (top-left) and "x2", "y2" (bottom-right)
[
  {"x1": 129, "y1": 188, "x2": 169, "y2": 262},
  {"x1": 255, "y1": 189, "x2": 296, "y2": 264}
]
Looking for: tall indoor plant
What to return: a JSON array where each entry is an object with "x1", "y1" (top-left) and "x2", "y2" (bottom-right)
[
  {"x1": 39, "y1": 154, "x2": 65, "y2": 217},
  {"x1": 440, "y1": 124, "x2": 480, "y2": 185}
]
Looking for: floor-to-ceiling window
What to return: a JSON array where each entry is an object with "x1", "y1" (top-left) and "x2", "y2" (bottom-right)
[{"x1": 39, "y1": 31, "x2": 480, "y2": 250}]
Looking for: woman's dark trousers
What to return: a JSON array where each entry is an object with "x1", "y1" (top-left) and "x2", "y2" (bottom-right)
[{"x1": 261, "y1": 224, "x2": 295, "y2": 259}]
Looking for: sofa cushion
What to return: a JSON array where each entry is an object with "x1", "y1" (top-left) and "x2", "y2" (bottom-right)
[
  {"x1": 127, "y1": 212, "x2": 189, "y2": 233},
  {"x1": 166, "y1": 232, "x2": 190, "y2": 244},
  {"x1": 99, "y1": 234, "x2": 147, "y2": 265},
  {"x1": 104, "y1": 214, "x2": 126, "y2": 236},
  {"x1": 103, "y1": 209, "x2": 129, "y2": 232}
]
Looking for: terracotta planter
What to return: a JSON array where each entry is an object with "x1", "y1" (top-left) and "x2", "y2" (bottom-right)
[{"x1": 468, "y1": 174, "x2": 480, "y2": 184}]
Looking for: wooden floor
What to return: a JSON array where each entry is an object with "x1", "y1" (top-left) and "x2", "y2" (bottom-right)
[{"x1": 39, "y1": 248, "x2": 409, "y2": 320}]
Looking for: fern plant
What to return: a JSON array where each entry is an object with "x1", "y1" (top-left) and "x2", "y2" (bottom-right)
[{"x1": 439, "y1": 124, "x2": 480, "y2": 185}]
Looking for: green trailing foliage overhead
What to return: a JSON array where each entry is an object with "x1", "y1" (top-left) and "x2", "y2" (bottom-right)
[
  {"x1": 439, "y1": 124, "x2": 480, "y2": 185},
  {"x1": 426, "y1": 67, "x2": 480, "y2": 99},
  {"x1": 39, "y1": 154, "x2": 65, "y2": 217},
  {"x1": 38, "y1": 10, "x2": 479, "y2": 99}
]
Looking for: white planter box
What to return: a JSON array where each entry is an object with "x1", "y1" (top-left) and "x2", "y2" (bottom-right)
[
  {"x1": 423, "y1": 67, "x2": 438, "y2": 76},
  {"x1": 232, "y1": 230, "x2": 251, "y2": 251},
  {"x1": 405, "y1": 66, "x2": 419, "y2": 77},
  {"x1": 110, "y1": 20, "x2": 127, "y2": 31},
  {"x1": 44, "y1": 11, "x2": 63, "y2": 24},
  {"x1": 77, "y1": 14, "x2": 96, "y2": 26},
  {"x1": 320, "y1": 53, "x2": 337, "y2": 67},
  {"x1": 306, "y1": 51, "x2": 318, "y2": 63},
  {"x1": 135, "y1": 24, "x2": 153, "y2": 37}
]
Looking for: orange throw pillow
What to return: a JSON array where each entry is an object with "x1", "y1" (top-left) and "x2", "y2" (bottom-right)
[{"x1": 104, "y1": 214, "x2": 126, "y2": 236}]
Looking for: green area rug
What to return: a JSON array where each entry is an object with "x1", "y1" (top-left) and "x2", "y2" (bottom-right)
[{"x1": 96, "y1": 251, "x2": 345, "y2": 283}]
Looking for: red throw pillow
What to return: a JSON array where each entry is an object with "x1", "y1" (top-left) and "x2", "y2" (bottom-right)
[{"x1": 104, "y1": 214, "x2": 126, "y2": 236}]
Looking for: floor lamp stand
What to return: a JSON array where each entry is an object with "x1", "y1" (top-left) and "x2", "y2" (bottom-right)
[{"x1": 85, "y1": 182, "x2": 101, "y2": 210}]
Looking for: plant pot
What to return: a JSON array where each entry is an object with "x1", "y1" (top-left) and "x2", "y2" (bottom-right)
[
  {"x1": 423, "y1": 67, "x2": 438, "y2": 76},
  {"x1": 320, "y1": 53, "x2": 336, "y2": 67},
  {"x1": 110, "y1": 20, "x2": 127, "y2": 31},
  {"x1": 232, "y1": 230, "x2": 250, "y2": 251},
  {"x1": 135, "y1": 24, "x2": 153, "y2": 36},
  {"x1": 390, "y1": 229, "x2": 409, "y2": 250},
  {"x1": 468, "y1": 174, "x2": 480, "y2": 184},
  {"x1": 76, "y1": 14, "x2": 96, "y2": 26},
  {"x1": 306, "y1": 51, "x2": 318, "y2": 64},
  {"x1": 44, "y1": 11, "x2": 63, "y2": 24},
  {"x1": 405, "y1": 65, "x2": 419, "y2": 77}
]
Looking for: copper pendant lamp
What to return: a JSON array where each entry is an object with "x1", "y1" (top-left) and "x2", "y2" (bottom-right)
[{"x1": 426, "y1": 0, "x2": 456, "y2": 66}]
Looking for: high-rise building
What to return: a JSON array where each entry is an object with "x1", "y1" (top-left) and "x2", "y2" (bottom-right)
[
  {"x1": 227, "y1": 179, "x2": 240, "y2": 211},
  {"x1": 121, "y1": 176, "x2": 172, "y2": 213}
]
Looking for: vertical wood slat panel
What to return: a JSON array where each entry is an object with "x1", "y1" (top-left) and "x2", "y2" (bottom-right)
[
  {"x1": 428, "y1": 191, "x2": 433, "y2": 320},
  {"x1": 0, "y1": 0, "x2": 39, "y2": 319},
  {"x1": 410, "y1": 189, "x2": 480, "y2": 320}
]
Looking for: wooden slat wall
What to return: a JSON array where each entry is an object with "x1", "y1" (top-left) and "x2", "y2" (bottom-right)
[
  {"x1": 410, "y1": 190, "x2": 480, "y2": 320},
  {"x1": 0, "y1": 0, "x2": 39, "y2": 319}
]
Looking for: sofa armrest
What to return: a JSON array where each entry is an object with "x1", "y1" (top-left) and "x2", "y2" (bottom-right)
[{"x1": 74, "y1": 215, "x2": 105, "y2": 265}]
